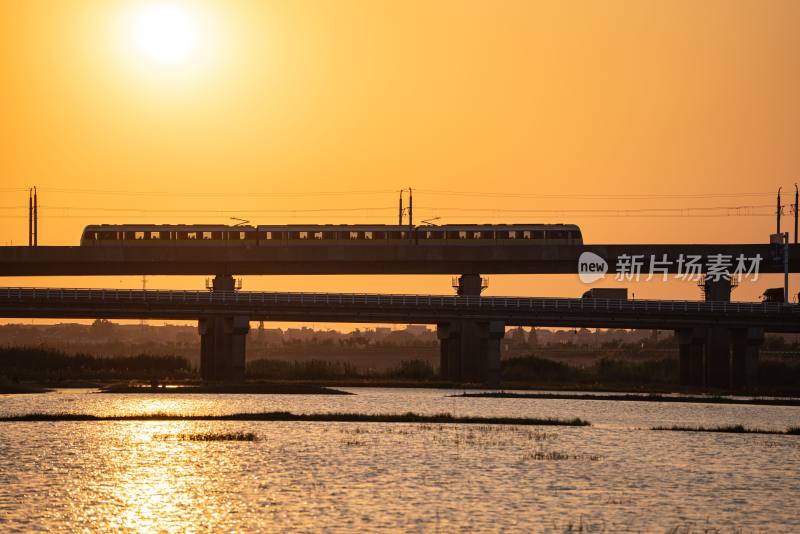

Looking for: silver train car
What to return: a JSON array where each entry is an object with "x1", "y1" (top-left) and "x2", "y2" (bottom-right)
[{"x1": 80, "y1": 224, "x2": 583, "y2": 246}]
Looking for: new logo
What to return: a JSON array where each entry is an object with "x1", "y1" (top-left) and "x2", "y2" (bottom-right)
[{"x1": 578, "y1": 251, "x2": 608, "y2": 283}]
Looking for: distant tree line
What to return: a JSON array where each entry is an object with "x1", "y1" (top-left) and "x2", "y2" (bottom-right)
[
  {"x1": 0, "y1": 347, "x2": 192, "y2": 382},
  {"x1": 246, "y1": 358, "x2": 437, "y2": 381}
]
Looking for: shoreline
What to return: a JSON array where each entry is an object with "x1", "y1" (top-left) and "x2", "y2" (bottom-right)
[
  {"x1": 453, "y1": 391, "x2": 800, "y2": 407},
  {"x1": 0, "y1": 411, "x2": 590, "y2": 426}
]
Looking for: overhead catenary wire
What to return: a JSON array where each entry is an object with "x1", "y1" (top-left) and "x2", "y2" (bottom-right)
[
  {"x1": 2, "y1": 186, "x2": 778, "y2": 200},
  {"x1": 0, "y1": 203, "x2": 777, "y2": 215},
  {"x1": 415, "y1": 189, "x2": 776, "y2": 200}
]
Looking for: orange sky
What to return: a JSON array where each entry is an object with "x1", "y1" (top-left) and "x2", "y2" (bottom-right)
[{"x1": 1, "y1": 0, "x2": 800, "y2": 317}]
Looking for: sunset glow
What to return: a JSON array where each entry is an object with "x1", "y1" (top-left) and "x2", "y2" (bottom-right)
[{"x1": 131, "y1": 4, "x2": 200, "y2": 65}]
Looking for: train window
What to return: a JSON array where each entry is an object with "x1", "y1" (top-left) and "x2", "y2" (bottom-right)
[
  {"x1": 482, "y1": 231, "x2": 495, "y2": 239},
  {"x1": 364, "y1": 232, "x2": 373, "y2": 240},
  {"x1": 472, "y1": 231, "x2": 481, "y2": 239},
  {"x1": 227, "y1": 231, "x2": 243, "y2": 240},
  {"x1": 313, "y1": 231, "x2": 324, "y2": 240},
  {"x1": 121, "y1": 231, "x2": 134, "y2": 240},
  {"x1": 349, "y1": 231, "x2": 359, "y2": 240},
  {"x1": 149, "y1": 231, "x2": 161, "y2": 240},
  {"x1": 495, "y1": 231, "x2": 508, "y2": 239},
  {"x1": 99, "y1": 231, "x2": 117, "y2": 241},
  {"x1": 548, "y1": 230, "x2": 567, "y2": 239},
  {"x1": 135, "y1": 231, "x2": 146, "y2": 240},
  {"x1": 426, "y1": 230, "x2": 444, "y2": 239},
  {"x1": 245, "y1": 231, "x2": 257, "y2": 240},
  {"x1": 508, "y1": 230, "x2": 517, "y2": 239},
  {"x1": 202, "y1": 232, "x2": 212, "y2": 240},
  {"x1": 373, "y1": 231, "x2": 386, "y2": 239},
  {"x1": 521, "y1": 231, "x2": 531, "y2": 239},
  {"x1": 445, "y1": 231, "x2": 459, "y2": 240},
  {"x1": 299, "y1": 232, "x2": 309, "y2": 240},
  {"x1": 187, "y1": 232, "x2": 198, "y2": 240},
  {"x1": 388, "y1": 231, "x2": 407, "y2": 239},
  {"x1": 212, "y1": 231, "x2": 223, "y2": 240},
  {"x1": 533, "y1": 230, "x2": 545, "y2": 239}
]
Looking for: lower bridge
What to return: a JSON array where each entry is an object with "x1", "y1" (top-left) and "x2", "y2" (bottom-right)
[{"x1": 1, "y1": 285, "x2": 797, "y2": 389}]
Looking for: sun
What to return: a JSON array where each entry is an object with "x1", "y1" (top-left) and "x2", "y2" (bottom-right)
[{"x1": 131, "y1": 4, "x2": 199, "y2": 65}]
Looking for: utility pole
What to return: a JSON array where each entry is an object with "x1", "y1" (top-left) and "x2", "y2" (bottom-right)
[
  {"x1": 794, "y1": 183, "x2": 798, "y2": 244},
  {"x1": 784, "y1": 232, "x2": 789, "y2": 303},
  {"x1": 33, "y1": 186, "x2": 38, "y2": 246},
  {"x1": 408, "y1": 187, "x2": 413, "y2": 233},
  {"x1": 777, "y1": 187, "x2": 782, "y2": 235},
  {"x1": 28, "y1": 189, "x2": 32, "y2": 247},
  {"x1": 398, "y1": 189, "x2": 404, "y2": 225}
]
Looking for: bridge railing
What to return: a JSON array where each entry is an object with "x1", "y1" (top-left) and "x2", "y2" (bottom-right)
[{"x1": 0, "y1": 287, "x2": 797, "y2": 317}]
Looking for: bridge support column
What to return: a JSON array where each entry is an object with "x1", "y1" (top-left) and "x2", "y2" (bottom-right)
[
  {"x1": 676, "y1": 328, "x2": 705, "y2": 387},
  {"x1": 437, "y1": 320, "x2": 504, "y2": 386},
  {"x1": 702, "y1": 277, "x2": 732, "y2": 389},
  {"x1": 730, "y1": 327, "x2": 762, "y2": 390},
  {"x1": 704, "y1": 327, "x2": 731, "y2": 388},
  {"x1": 197, "y1": 274, "x2": 249, "y2": 382},
  {"x1": 455, "y1": 274, "x2": 484, "y2": 296}
]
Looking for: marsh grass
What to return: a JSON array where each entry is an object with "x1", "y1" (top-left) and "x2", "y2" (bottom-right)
[
  {"x1": 666, "y1": 523, "x2": 745, "y2": 534},
  {"x1": 523, "y1": 450, "x2": 601, "y2": 461},
  {"x1": 0, "y1": 411, "x2": 590, "y2": 426},
  {"x1": 154, "y1": 432, "x2": 258, "y2": 442},
  {"x1": 652, "y1": 424, "x2": 800, "y2": 435},
  {"x1": 456, "y1": 391, "x2": 800, "y2": 407}
]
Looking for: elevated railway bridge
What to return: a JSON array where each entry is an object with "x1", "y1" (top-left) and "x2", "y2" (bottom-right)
[
  {"x1": 1, "y1": 241, "x2": 799, "y2": 388},
  {"x1": 1, "y1": 286, "x2": 797, "y2": 388}
]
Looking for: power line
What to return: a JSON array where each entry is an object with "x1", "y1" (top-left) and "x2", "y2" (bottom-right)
[
  {"x1": 2, "y1": 203, "x2": 771, "y2": 216},
  {"x1": 415, "y1": 189, "x2": 775, "y2": 200},
  {"x1": 36, "y1": 187, "x2": 398, "y2": 198},
  {"x1": 414, "y1": 204, "x2": 773, "y2": 214},
  {"x1": 2, "y1": 186, "x2": 779, "y2": 200},
  {"x1": 0, "y1": 212, "x2": 777, "y2": 220},
  {"x1": 35, "y1": 206, "x2": 398, "y2": 214}
]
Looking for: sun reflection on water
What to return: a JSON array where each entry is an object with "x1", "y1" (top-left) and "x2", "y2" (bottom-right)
[{"x1": 92, "y1": 421, "x2": 236, "y2": 532}]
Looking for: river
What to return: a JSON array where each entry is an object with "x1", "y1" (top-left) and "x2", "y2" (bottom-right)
[{"x1": 1, "y1": 388, "x2": 798, "y2": 532}]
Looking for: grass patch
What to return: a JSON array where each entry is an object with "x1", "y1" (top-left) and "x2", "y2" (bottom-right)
[
  {"x1": 652, "y1": 424, "x2": 800, "y2": 435},
  {"x1": 456, "y1": 392, "x2": 800, "y2": 407},
  {"x1": 0, "y1": 411, "x2": 590, "y2": 426},
  {"x1": 101, "y1": 383, "x2": 351, "y2": 395},
  {"x1": 0, "y1": 382, "x2": 51, "y2": 394},
  {"x1": 522, "y1": 450, "x2": 601, "y2": 461},
  {"x1": 154, "y1": 432, "x2": 258, "y2": 441}
]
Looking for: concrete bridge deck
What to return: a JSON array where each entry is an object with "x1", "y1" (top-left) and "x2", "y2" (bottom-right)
[
  {"x1": 1, "y1": 287, "x2": 798, "y2": 332},
  {"x1": 0, "y1": 243, "x2": 797, "y2": 276}
]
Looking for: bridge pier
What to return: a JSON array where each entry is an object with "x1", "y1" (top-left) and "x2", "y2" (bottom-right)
[
  {"x1": 197, "y1": 274, "x2": 249, "y2": 382},
  {"x1": 438, "y1": 273, "x2": 502, "y2": 386},
  {"x1": 455, "y1": 274, "x2": 485, "y2": 296},
  {"x1": 437, "y1": 320, "x2": 504, "y2": 386},
  {"x1": 676, "y1": 327, "x2": 705, "y2": 387},
  {"x1": 701, "y1": 277, "x2": 734, "y2": 389},
  {"x1": 730, "y1": 327, "x2": 762, "y2": 390}
]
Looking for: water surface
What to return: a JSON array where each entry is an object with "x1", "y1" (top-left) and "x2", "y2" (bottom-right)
[{"x1": 1, "y1": 388, "x2": 798, "y2": 532}]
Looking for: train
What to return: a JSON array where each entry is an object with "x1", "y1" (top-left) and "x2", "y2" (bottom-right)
[{"x1": 80, "y1": 224, "x2": 583, "y2": 246}]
